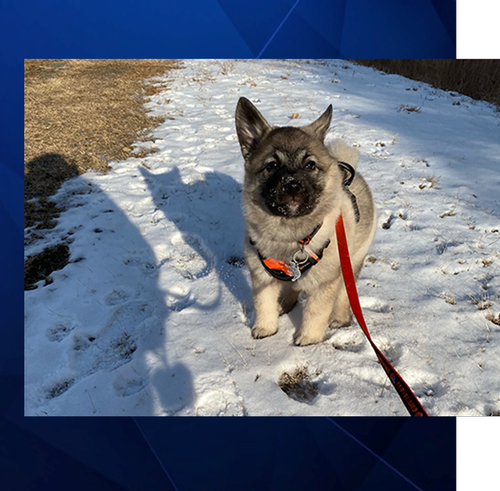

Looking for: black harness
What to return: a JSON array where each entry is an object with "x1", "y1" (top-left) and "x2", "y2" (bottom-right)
[
  {"x1": 250, "y1": 161, "x2": 359, "y2": 282},
  {"x1": 249, "y1": 224, "x2": 330, "y2": 282},
  {"x1": 338, "y1": 161, "x2": 360, "y2": 222}
]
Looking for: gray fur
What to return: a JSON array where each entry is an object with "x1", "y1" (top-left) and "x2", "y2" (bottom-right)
[{"x1": 235, "y1": 97, "x2": 376, "y2": 345}]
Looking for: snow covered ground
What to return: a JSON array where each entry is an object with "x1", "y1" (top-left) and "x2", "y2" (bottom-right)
[{"x1": 25, "y1": 59, "x2": 500, "y2": 416}]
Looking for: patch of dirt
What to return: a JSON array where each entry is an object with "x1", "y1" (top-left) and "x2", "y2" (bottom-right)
[
  {"x1": 24, "y1": 244, "x2": 70, "y2": 290},
  {"x1": 45, "y1": 377, "x2": 75, "y2": 399},
  {"x1": 278, "y1": 366, "x2": 319, "y2": 403}
]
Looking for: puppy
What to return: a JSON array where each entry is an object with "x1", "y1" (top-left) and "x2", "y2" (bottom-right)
[{"x1": 235, "y1": 97, "x2": 376, "y2": 345}]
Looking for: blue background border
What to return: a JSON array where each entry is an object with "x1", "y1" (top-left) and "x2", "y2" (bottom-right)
[{"x1": 2, "y1": 0, "x2": 456, "y2": 488}]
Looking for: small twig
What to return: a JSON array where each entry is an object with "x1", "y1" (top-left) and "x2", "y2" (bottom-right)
[
  {"x1": 439, "y1": 205, "x2": 456, "y2": 218},
  {"x1": 86, "y1": 389, "x2": 97, "y2": 414}
]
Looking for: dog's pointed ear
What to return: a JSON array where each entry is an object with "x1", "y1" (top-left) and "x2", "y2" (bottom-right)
[
  {"x1": 306, "y1": 104, "x2": 332, "y2": 141},
  {"x1": 235, "y1": 97, "x2": 271, "y2": 159}
]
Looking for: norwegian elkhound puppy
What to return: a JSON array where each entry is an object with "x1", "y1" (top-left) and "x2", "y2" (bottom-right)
[{"x1": 235, "y1": 97, "x2": 376, "y2": 345}]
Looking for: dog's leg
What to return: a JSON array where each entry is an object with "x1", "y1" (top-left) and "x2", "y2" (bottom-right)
[
  {"x1": 294, "y1": 281, "x2": 338, "y2": 346},
  {"x1": 278, "y1": 284, "x2": 299, "y2": 316},
  {"x1": 251, "y1": 280, "x2": 282, "y2": 338},
  {"x1": 330, "y1": 281, "x2": 352, "y2": 327}
]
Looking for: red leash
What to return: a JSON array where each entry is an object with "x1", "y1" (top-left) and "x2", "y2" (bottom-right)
[{"x1": 336, "y1": 212, "x2": 428, "y2": 416}]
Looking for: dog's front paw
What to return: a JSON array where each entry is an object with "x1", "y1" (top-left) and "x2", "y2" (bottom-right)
[
  {"x1": 251, "y1": 323, "x2": 278, "y2": 339},
  {"x1": 330, "y1": 313, "x2": 353, "y2": 328},
  {"x1": 293, "y1": 330, "x2": 324, "y2": 346},
  {"x1": 330, "y1": 317, "x2": 352, "y2": 328}
]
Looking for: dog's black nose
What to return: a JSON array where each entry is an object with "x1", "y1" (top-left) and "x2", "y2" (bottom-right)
[{"x1": 281, "y1": 176, "x2": 302, "y2": 195}]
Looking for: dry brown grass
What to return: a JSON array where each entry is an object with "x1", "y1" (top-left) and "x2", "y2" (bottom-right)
[
  {"x1": 352, "y1": 60, "x2": 500, "y2": 108},
  {"x1": 25, "y1": 59, "x2": 182, "y2": 230},
  {"x1": 277, "y1": 366, "x2": 319, "y2": 403}
]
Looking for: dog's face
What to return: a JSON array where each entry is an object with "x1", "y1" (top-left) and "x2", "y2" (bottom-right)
[{"x1": 235, "y1": 97, "x2": 334, "y2": 218}]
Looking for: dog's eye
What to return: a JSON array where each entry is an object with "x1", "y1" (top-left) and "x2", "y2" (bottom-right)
[
  {"x1": 305, "y1": 161, "x2": 316, "y2": 170},
  {"x1": 266, "y1": 161, "x2": 279, "y2": 171}
]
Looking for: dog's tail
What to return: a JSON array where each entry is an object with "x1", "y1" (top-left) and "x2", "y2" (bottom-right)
[{"x1": 327, "y1": 139, "x2": 360, "y2": 170}]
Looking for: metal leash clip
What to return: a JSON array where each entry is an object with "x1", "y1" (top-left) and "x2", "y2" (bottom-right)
[
  {"x1": 289, "y1": 249, "x2": 309, "y2": 282},
  {"x1": 288, "y1": 260, "x2": 301, "y2": 282}
]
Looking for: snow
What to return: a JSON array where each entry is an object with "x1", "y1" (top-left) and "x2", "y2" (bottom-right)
[{"x1": 24, "y1": 59, "x2": 500, "y2": 416}]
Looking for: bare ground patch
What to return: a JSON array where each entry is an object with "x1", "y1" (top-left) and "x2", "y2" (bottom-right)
[
  {"x1": 25, "y1": 59, "x2": 181, "y2": 289},
  {"x1": 278, "y1": 366, "x2": 320, "y2": 403},
  {"x1": 24, "y1": 243, "x2": 70, "y2": 290}
]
